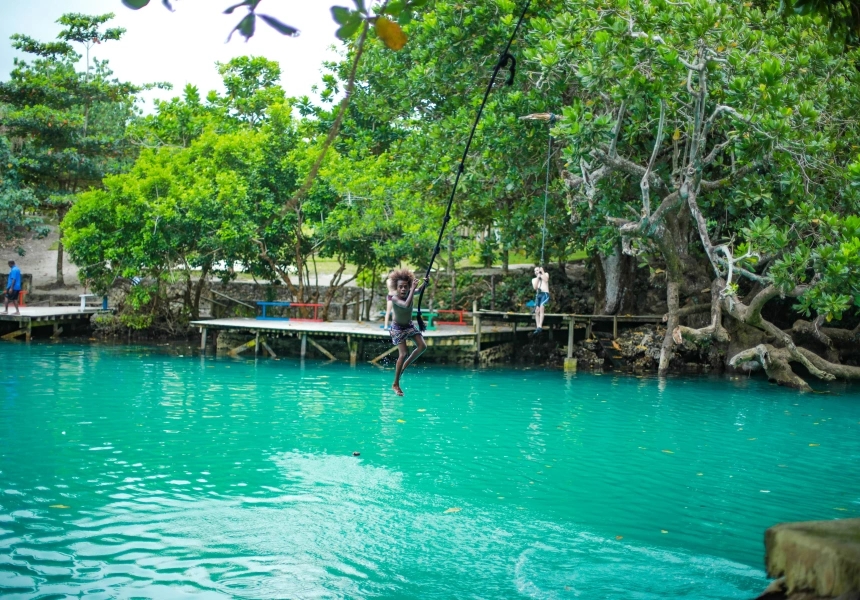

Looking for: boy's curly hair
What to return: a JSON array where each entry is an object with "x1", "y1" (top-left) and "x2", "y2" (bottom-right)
[{"x1": 390, "y1": 268, "x2": 415, "y2": 289}]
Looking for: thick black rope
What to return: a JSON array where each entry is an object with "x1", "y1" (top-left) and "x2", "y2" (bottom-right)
[
  {"x1": 534, "y1": 116, "x2": 554, "y2": 311},
  {"x1": 415, "y1": 0, "x2": 533, "y2": 332}
]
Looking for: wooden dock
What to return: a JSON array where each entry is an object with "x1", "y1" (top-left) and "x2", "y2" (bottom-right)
[
  {"x1": 191, "y1": 310, "x2": 664, "y2": 365},
  {"x1": 190, "y1": 317, "x2": 515, "y2": 364},
  {"x1": 0, "y1": 307, "x2": 104, "y2": 341}
]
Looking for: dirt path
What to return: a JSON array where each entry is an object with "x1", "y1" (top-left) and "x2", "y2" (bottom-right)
[{"x1": 3, "y1": 225, "x2": 83, "y2": 291}]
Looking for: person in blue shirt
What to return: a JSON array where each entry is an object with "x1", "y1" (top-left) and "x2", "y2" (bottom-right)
[{"x1": 4, "y1": 260, "x2": 22, "y2": 315}]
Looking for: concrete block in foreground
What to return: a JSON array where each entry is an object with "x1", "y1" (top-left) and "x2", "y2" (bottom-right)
[{"x1": 765, "y1": 519, "x2": 860, "y2": 598}]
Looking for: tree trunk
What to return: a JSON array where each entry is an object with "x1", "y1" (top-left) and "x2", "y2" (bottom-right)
[
  {"x1": 655, "y1": 215, "x2": 687, "y2": 375},
  {"x1": 56, "y1": 238, "x2": 65, "y2": 287},
  {"x1": 659, "y1": 277, "x2": 680, "y2": 375},
  {"x1": 191, "y1": 264, "x2": 210, "y2": 320},
  {"x1": 593, "y1": 242, "x2": 636, "y2": 315},
  {"x1": 599, "y1": 247, "x2": 623, "y2": 314},
  {"x1": 502, "y1": 247, "x2": 509, "y2": 275},
  {"x1": 55, "y1": 205, "x2": 70, "y2": 287}
]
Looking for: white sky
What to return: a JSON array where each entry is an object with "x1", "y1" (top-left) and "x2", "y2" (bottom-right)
[{"x1": 0, "y1": 0, "x2": 343, "y2": 110}]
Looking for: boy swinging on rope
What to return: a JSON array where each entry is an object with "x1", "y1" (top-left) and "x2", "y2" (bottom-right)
[
  {"x1": 531, "y1": 266, "x2": 550, "y2": 335},
  {"x1": 389, "y1": 268, "x2": 429, "y2": 396}
]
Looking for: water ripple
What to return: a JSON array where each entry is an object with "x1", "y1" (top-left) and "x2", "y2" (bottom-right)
[{"x1": 2, "y1": 344, "x2": 860, "y2": 598}]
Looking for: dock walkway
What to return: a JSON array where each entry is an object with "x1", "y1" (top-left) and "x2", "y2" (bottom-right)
[
  {"x1": 190, "y1": 317, "x2": 514, "y2": 364},
  {"x1": 191, "y1": 311, "x2": 665, "y2": 364},
  {"x1": 0, "y1": 307, "x2": 104, "y2": 341}
]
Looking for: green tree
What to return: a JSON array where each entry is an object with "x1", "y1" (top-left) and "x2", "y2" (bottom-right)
[
  {"x1": 0, "y1": 13, "x2": 145, "y2": 285},
  {"x1": 526, "y1": 0, "x2": 860, "y2": 386}
]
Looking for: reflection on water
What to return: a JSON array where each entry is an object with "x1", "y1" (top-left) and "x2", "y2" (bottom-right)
[{"x1": 1, "y1": 343, "x2": 859, "y2": 598}]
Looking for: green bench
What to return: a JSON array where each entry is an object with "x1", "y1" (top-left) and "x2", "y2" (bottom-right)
[{"x1": 377, "y1": 309, "x2": 439, "y2": 330}]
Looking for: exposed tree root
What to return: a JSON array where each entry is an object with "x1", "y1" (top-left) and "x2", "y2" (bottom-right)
[{"x1": 730, "y1": 344, "x2": 813, "y2": 392}]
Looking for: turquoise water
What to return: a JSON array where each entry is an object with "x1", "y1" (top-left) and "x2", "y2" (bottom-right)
[{"x1": 1, "y1": 343, "x2": 859, "y2": 599}]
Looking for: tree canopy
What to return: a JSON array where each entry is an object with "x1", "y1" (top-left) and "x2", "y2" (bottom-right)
[{"x1": 0, "y1": 13, "x2": 148, "y2": 283}]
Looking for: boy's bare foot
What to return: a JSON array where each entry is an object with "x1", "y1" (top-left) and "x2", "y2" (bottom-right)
[{"x1": 392, "y1": 384, "x2": 404, "y2": 396}]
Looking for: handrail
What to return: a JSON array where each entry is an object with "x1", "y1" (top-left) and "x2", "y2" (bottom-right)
[
  {"x1": 435, "y1": 309, "x2": 469, "y2": 325},
  {"x1": 210, "y1": 289, "x2": 256, "y2": 309},
  {"x1": 289, "y1": 302, "x2": 324, "y2": 322}
]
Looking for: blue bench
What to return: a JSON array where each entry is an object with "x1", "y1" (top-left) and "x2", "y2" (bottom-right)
[{"x1": 256, "y1": 301, "x2": 291, "y2": 320}]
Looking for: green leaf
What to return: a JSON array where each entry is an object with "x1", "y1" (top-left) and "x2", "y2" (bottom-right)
[
  {"x1": 331, "y1": 6, "x2": 353, "y2": 25},
  {"x1": 385, "y1": 0, "x2": 405, "y2": 16},
  {"x1": 227, "y1": 13, "x2": 256, "y2": 42},
  {"x1": 353, "y1": 0, "x2": 367, "y2": 15},
  {"x1": 121, "y1": 0, "x2": 150, "y2": 8},
  {"x1": 224, "y1": 0, "x2": 260, "y2": 14},
  {"x1": 258, "y1": 14, "x2": 299, "y2": 37},
  {"x1": 335, "y1": 16, "x2": 362, "y2": 41}
]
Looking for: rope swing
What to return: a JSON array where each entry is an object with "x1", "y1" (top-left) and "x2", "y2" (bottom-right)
[
  {"x1": 414, "y1": 0, "x2": 533, "y2": 332},
  {"x1": 535, "y1": 115, "x2": 554, "y2": 309},
  {"x1": 538, "y1": 116, "x2": 554, "y2": 267}
]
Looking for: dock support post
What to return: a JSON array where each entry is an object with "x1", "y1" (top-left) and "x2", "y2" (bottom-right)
[
  {"x1": 369, "y1": 345, "x2": 398, "y2": 366},
  {"x1": 254, "y1": 332, "x2": 260, "y2": 356},
  {"x1": 200, "y1": 327, "x2": 208, "y2": 352},
  {"x1": 52, "y1": 324, "x2": 64, "y2": 340},
  {"x1": 613, "y1": 315, "x2": 618, "y2": 339},
  {"x1": 586, "y1": 318, "x2": 593, "y2": 340},
  {"x1": 567, "y1": 317, "x2": 575, "y2": 359},
  {"x1": 261, "y1": 338, "x2": 277, "y2": 358},
  {"x1": 473, "y1": 301, "x2": 482, "y2": 353},
  {"x1": 26, "y1": 322, "x2": 31, "y2": 342},
  {"x1": 564, "y1": 357, "x2": 578, "y2": 372},
  {"x1": 347, "y1": 335, "x2": 357, "y2": 366},
  {"x1": 512, "y1": 321, "x2": 517, "y2": 341},
  {"x1": 300, "y1": 333, "x2": 307, "y2": 358},
  {"x1": 307, "y1": 337, "x2": 337, "y2": 361},
  {"x1": 228, "y1": 338, "x2": 256, "y2": 356}
]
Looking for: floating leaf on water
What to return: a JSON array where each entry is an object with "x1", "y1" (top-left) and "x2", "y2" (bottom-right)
[
  {"x1": 760, "y1": 490, "x2": 771, "y2": 493},
  {"x1": 696, "y1": 472, "x2": 703, "y2": 476},
  {"x1": 397, "y1": 419, "x2": 406, "y2": 423},
  {"x1": 417, "y1": 409, "x2": 426, "y2": 412},
  {"x1": 444, "y1": 507, "x2": 461, "y2": 514},
  {"x1": 662, "y1": 450, "x2": 674, "y2": 454},
  {"x1": 638, "y1": 446, "x2": 647, "y2": 450},
  {"x1": 748, "y1": 438, "x2": 757, "y2": 441},
  {"x1": 835, "y1": 507, "x2": 847, "y2": 511},
  {"x1": 615, "y1": 535, "x2": 623, "y2": 540},
  {"x1": 661, "y1": 529, "x2": 669, "y2": 534},
  {"x1": 49, "y1": 504, "x2": 70, "y2": 509},
  {"x1": 809, "y1": 443, "x2": 820, "y2": 447}
]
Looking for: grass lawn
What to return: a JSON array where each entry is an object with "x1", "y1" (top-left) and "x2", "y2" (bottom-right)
[{"x1": 199, "y1": 249, "x2": 589, "y2": 283}]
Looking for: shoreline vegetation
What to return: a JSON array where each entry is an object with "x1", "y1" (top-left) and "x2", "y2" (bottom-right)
[
  {"x1": 3, "y1": 2, "x2": 860, "y2": 396},
  {"x1": 7, "y1": 246, "x2": 857, "y2": 392}
]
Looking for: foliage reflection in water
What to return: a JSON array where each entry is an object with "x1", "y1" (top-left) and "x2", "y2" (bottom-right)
[{"x1": 1, "y1": 343, "x2": 859, "y2": 598}]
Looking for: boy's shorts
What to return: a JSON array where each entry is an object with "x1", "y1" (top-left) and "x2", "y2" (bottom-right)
[{"x1": 390, "y1": 321, "x2": 419, "y2": 345}]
